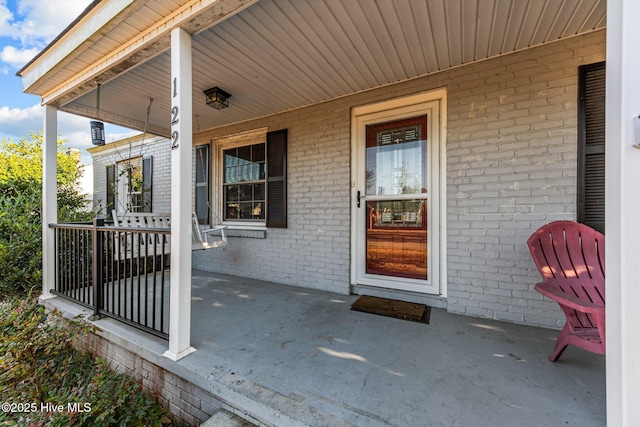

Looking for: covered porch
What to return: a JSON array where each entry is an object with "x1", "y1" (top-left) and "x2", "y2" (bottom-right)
[
  {"x1": 46, "y1": 269, "x2": 605, "y2": 426},
  {"x1": 17, "y1": 0, "x2": 640, "y2": 424}
]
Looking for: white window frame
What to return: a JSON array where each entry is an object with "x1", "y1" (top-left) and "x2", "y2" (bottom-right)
[
  {"x1": 116, "y1": 156, "x2": 143, "y2": 213},
  {"x1": 212, "y1": 128, "x2": 269, "y2": 229}
]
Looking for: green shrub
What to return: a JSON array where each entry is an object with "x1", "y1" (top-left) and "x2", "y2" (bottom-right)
[
  {"x1": 0, "y1": 133, "x2": 93, "y2": 294},
  {"x1": 0, "y1": 179, "x2": 44, "y2": 294},
  {"x1": 0, "y1": 297, "x2": 184, "y2": 426}
]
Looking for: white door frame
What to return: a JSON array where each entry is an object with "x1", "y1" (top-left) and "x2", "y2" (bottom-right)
[{"x1": 350, "y1": 88, "x2": 447, "y2": 296}]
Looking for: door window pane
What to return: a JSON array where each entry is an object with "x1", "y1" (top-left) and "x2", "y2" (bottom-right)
[
  {"x1": 366, "y1": 200, "x2": 428, "y2": 280},
  {"x1": 366, "y1": 122, "x2": 427, "y2": 196}
]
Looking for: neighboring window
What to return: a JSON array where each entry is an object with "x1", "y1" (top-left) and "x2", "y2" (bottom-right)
[
  {"x1": 114, "y1": 156, "x2": 153, "y2": 213},
  {"x1": 195, "y1": 145, "x2": 210, "y2": 224},
  {"x1": 577, "y1": 62, "x2": 605, "y2": 233},
  {"x1": 215, "y1": 129, "x2": 287, "y2": 228}
]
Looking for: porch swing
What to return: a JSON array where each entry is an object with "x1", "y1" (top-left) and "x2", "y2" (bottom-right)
[
  {"x1": 191, "y1": 145, "x2": 228, "y2": 250},
  {"x1": 191, "y1": 213, "x2": 228, "y2": 250},
  {"x1": 111, "y1": 210, "x2": 228, "y2": 255},
  {"x1": 111, "y1": 99, "x2": 228, "y2": 252}
]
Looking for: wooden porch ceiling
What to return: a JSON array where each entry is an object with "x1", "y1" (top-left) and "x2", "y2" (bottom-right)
[{"x1": 20, "y1": 0, "x2": 606, "y2": 137}]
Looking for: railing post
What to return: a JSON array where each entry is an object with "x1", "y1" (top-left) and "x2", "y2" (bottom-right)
[{"x1": 91, "y1": 218, "x2": 104, "y2": 320}]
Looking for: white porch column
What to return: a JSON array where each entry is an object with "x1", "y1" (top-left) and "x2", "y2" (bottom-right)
[
  {"x1": 606, "y1": 0, "x2": 640, "y2": 425},
  {"x1": 163, "y1": 27, "x2": 196, "y2": 361},
  {"x1": 42, "y1": 105, "x2": 57, "y2": 298}
]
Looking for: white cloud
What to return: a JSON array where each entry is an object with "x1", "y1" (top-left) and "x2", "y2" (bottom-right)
[
  {"x1": 0, "y1": 0, "x2": 93, "y2": 69},
  {"x1": 0, "y1": 103, "x2": 41, "y2": 137},
  {"x1": 0, "y1": 105, "x2": 130, "y2": 150},
  {"x1": 55, "y1": 113, "x2": 136, "y2": 147},
  {"x1": 0, "y1": 1, "x2": 13, "y2": 36},
  {"x1": 57, "y1": 113, "x2": 141, "y2": 164},
  {"x1": 0, "y1": 45, "x2": 39, "y2": 67},
  {"x1": 0, "y1": 105, "x2": 95, "y2": 145},
  {"x1": 0, "y1": 105, "x2": 89, "y2": 145},
  {"x1": 14, "y1": 0, "x2": 92, "y2": 43},
  {"x1": 58, "y1": 111, "x2": 92, "y2": 147}
]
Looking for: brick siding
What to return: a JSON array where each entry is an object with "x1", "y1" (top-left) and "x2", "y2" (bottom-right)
[
  {"x1": 95, "y1": 30, "x2": 606, "y2": 329},
  {"x1": 91, "y1": 136, "x2": 172, "y2": 216},
  {"x1": 79, "y1": 332, "x2": 224, "y2": 426}
]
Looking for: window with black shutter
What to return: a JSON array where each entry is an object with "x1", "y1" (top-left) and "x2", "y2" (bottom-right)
[
  {"x1": 217, "y1": 128, "x2": 288, "y2": 228},
  {"x1": 111, "y1": 156, "x2": 152, "y2": 214},
  {"x1": 577, "y1": 62, "x2": 605, "y2": 233}
]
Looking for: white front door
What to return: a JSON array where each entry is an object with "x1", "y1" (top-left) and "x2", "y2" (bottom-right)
[{"x1": 352, "y1": 93, "x2": 444, "y2": 295}]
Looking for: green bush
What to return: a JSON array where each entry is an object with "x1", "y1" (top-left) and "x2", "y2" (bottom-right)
[
  {"x1": 0, "y1": 179, "x2": 44, "y2": 294},
  {"x1": 0, "y1": 134, "x2": 188, "y2": 426},
  {"x1": 0, "y1": 296, "x2": 184, "y2": 426},
  {"x1": 0, "y1": 133, "x2": 93, "y2": 294}
]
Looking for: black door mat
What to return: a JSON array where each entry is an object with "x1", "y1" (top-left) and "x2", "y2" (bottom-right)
[{"x1": 351, "y1": 295, "x2": 431, "y2": 324}]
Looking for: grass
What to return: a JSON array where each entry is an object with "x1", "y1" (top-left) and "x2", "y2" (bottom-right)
[{"x1": 0, "y1": 295, "x2": 188, "y2": 427}]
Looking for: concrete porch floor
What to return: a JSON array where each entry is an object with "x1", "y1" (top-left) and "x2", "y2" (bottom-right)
[{"x1": 49, "y1": 269, "x2": 606, "y2": 426}]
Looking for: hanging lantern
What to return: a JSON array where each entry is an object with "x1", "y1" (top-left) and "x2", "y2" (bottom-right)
[
  {"x1": 90, "y1": 120, "x2": 105, "y2": 146},
  {"x1": 91, "y1": 82, "x2": 106, "y2": 146}
]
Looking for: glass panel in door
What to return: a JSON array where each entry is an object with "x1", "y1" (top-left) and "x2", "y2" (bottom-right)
[
  {"x1": 366, "y1": 200, "x2": 428, "y2": 279},
  {"x1": 365, "y1": 116, "x2": 429, "y2": 281}
]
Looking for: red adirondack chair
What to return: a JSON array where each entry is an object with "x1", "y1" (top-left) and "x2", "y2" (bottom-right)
[{"x1": 527, "y1": 221, "x2": 605, "y2": 361}]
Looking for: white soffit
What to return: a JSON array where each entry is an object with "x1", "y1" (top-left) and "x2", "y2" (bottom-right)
[{"x1": 25, "y1": 0, "x2": 606, "y2": 134}]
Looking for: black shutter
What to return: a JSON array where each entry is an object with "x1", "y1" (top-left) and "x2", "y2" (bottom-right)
[
  {"x1": 577, "y1": 62, "x2": 605, "y2": 233},
  {"x1": 195, "y1": 145, "x2": 210, "y2": 224},
  {"x1": 266, "y1": 129, "x2": 287, "y2": 228},
  {"x1": 106, "y1": 165, "x2": 115, "y2": 219},
  {"x1": 142, "y1": 156, "x2": 153, "y2": 213}
]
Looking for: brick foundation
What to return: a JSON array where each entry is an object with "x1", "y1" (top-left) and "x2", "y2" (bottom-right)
[{"x1": 79, "y1": 332, "x2": 221, "y2": 427}]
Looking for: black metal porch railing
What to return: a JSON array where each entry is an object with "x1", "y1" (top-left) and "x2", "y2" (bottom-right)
[{"x1": 50, "y1": 219, "x2": 170, "y2": 339}]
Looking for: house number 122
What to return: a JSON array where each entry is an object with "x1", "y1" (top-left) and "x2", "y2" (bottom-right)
[{"x1": 171, "y1": 77, "x2": 179, "y2": 150}]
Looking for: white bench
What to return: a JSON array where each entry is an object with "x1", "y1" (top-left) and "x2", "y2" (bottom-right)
[
  {"x1": 112, "y1": 211, "x2": 227, "y2": 255},
  {"x1": 111, "y1": 211, "x2": 171, "y2": 259},
  {"x1": 115, "y1": 212, "x2": 171, "y2": 229}
]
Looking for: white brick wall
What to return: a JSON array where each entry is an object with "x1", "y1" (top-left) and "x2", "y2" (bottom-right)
[
  {"x1": 192, "y1": 107, "x2": 352, "y2": 295},
  {"x1": 193, "y1": 30, "x2": 605, "y2": 328},
  {"x1": 91, "y1": 136, "x2": 172, "y2": 216},
  {"x1": 442, "y1": 32, "x2": 606, "y2": 328},
  {"x1": 97, "y1": 30, "x2": 606, "y2": 329}
]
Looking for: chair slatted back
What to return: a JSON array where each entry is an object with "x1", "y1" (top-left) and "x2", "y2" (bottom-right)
[
  {"x1": 527, "y1": 221, "x2": 605, "y2": 329},
  {"x1": 527, "y1": 221, "x2": 604, "y2": 281}
]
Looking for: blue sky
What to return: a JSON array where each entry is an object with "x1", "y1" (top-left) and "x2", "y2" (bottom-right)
[{"x1": 0, "y1": 0, "x2": 136, "y2": 164}]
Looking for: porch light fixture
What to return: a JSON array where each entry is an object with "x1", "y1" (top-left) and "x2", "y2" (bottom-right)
[
  {"x1": 90, "y1": 82, "x2": 105, "y2": 146},
  {"x1": 90, "y1": 120, "x2": 105, "y2": 146},
  {"x1": 204, "y1": 87, "x2": 231, "y2": 110}
]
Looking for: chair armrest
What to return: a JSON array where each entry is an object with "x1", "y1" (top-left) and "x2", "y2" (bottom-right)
[{"x1": 534, "y1": 282, "x2": 604, "y2": 314}]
